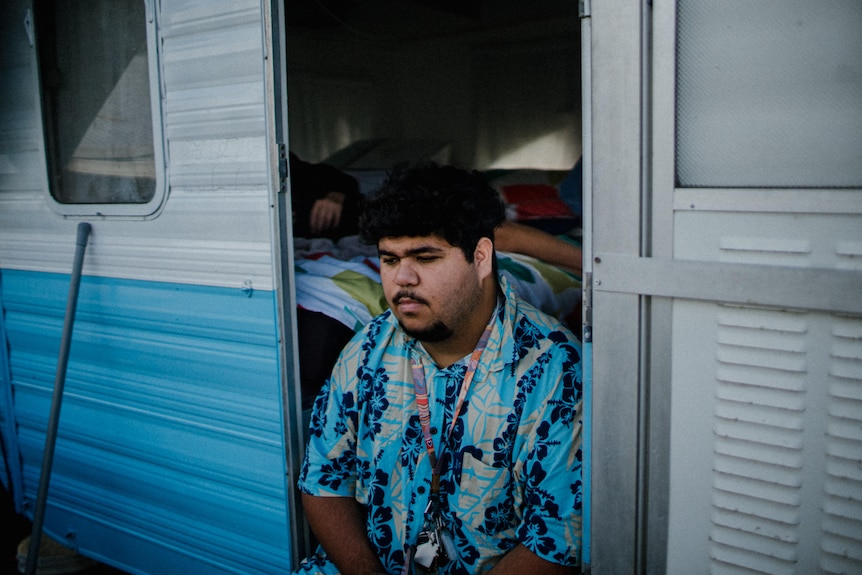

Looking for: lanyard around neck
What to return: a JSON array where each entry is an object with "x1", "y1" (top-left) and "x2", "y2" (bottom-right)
[{"x1": 410, "y1": 309, "x2": 496, "y2": 493}]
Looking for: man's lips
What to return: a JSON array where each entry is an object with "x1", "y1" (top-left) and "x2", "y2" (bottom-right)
[{"x1": 394, "y1": 293, "x2": 427, "y2": 312}]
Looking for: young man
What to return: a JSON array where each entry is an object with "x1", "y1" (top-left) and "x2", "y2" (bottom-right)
[{"x1": 293, "y1": 163, "x2": 583, "y2": 575}]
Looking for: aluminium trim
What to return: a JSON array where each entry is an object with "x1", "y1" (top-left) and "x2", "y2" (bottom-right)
[
  {"x1": 593, "y1": 253, "x2": 862, "y2": 315},
  {"x1": 674, "y1": 188, "x2": 862, "y2": 214}
]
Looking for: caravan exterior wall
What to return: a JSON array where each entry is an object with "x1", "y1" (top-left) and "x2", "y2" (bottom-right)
[{"x1": 0, "y1": 1, "x2": 301, "y2": 573}]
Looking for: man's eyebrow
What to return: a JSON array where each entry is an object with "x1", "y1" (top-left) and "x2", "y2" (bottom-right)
[{"x1": 378, "y1": 245, "x2": 446, "y2": 258}]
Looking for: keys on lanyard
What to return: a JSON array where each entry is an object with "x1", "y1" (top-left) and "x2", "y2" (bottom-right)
[
  {"x1": 413, "y1": 495, "x2": 457, "y2": 573},
  {"x1": 407, "y1": 304, "x2": 498, "y2": 574}
]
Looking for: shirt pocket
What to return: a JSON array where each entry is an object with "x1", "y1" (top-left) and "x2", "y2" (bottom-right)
[{"x1": 455, "y1": 451, "x2": 517, "y2": 534}]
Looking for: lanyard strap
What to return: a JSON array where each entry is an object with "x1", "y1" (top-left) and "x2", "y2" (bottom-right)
[{"x1": 411, "y1": 309, "x2": 496, "y2": 493}]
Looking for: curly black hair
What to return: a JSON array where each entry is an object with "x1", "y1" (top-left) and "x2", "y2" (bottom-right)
[{"x1": 358, "y1": 162, "x2": 506, "y2": 263}]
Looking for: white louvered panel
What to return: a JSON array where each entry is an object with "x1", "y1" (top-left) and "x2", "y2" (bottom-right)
[
  {"x1": 713, "y1": 421, "x2": 802, "y2": 456},
  {"x1": 713, "y1": 471, "x2": 801, "y2": 508},
  {"x1": 821, "y1": 317, "x2": 862, "y2": 574},
  {"x1": 709, "y1": 307, "x2": 809, "y2": 573},
  {"x1": 715, "y1": 376, "x2": 805, "y2": 411},
  {"x1": 677, "y1": 212, "x2": 862, "y2": 273},
  {"x1": 709, "y1": 549, "x2": 793, "y2": 575},
  {"x1": 710, "y1": 532, "x2": 798, "y2": 575},
  {"x1": 712, "y1": 477, "x2": 801, "y2": 531},
  {"x1": 713, "y1": 435, "x2": 802, "y2": 470},
  {"x1": 712, "y1": 505, "x2": 800, "y2": 546},
  {"x1": 719, "y1": 236, "x2": 813, "y2": 268}
]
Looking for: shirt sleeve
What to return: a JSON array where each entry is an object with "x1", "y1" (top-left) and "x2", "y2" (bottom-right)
[
  {"x1": 515, "y1": 339, "x2": 584, "y2": 566},
  {"x1": 297, "y1": 355, "x2": 360, "y2": 498}
]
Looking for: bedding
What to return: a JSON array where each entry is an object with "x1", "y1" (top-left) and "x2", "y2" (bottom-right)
[{"x1": 294, "y1": 235, "x2": 582, "y2": 333}]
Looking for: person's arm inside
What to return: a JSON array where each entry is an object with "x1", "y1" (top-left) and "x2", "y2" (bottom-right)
[
  {"x1": 307, "y1": 161, "x2": 361, "y2": 235},
  {"x1": 301, "y1": 492, "x2": 388, "y2": 575},
  {"x1": 494, "y1": 221, "x2": 583, "y2": 276},
  {"x1": 309, "y1": 191, "x2": 347, "y2": 234}
]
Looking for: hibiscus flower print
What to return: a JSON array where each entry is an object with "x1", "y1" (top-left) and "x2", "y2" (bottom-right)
[{"x1": 520, "y1": 514, "x2": 556, "y2": 557}]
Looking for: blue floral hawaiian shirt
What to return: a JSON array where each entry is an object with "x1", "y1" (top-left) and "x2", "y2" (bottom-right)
[{"x1": 294, "y1": 276, "x2": 583, "y2": 574}]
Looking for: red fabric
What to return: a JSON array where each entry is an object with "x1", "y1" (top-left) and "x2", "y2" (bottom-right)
[{"x1": 501, "y1": 184, "x2": 575, "y2": 220}]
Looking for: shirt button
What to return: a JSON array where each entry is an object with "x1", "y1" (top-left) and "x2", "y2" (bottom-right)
[
  {"x1": 430, "y1": 427, "x2": 438, "y2": 434},
  {"x1": 417, "y1": 486, "x2": 426, "y2": 494}
]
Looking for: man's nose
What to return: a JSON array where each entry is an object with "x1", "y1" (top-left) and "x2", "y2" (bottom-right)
[{"x1": 394, "y1": 261, "x2": 418, "y2": 286}]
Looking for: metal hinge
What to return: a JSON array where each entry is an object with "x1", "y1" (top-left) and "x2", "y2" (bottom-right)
[
  {"x1": 579, "y1": 0, "x2": 591, "y2": 18},
  {"x1": 278, "y1": 143, "x2": 288, "y2": 194},
  {"x1": 582, "y1": 271, "x2": 593, "y2": 343}
]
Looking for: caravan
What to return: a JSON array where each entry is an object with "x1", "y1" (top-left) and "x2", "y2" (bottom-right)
[{"x1": 1, "y1": 0, "x2": 860, "y2": 573}]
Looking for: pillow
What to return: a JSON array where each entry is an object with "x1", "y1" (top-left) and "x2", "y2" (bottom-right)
[{"x1": 485, "y1": 169, "x2": 580, "y2": 235}]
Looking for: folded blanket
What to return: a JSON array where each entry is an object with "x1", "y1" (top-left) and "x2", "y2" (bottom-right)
[{"x1": 294, "y1": 236, "x2": 582, "y2": 333}]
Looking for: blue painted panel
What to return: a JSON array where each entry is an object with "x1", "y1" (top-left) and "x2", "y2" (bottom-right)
[
  {"x1": 0, "y1": 271, "x2": 22, "y2": 498},
  {"x1": 582, "y1": 336, "x2": 592, "y2": 567},
  {"x1": 0, "y1": 269, "x2": 293, "y2": 574}
]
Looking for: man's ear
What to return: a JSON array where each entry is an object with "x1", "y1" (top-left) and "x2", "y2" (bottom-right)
[{"x1": 474, "y1": 237, "x2": 495, "y2": 278}]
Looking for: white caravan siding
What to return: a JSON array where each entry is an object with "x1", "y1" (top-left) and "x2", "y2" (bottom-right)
[{"x1": 0, "y1": 0, "x2": 275, "y2": 290}]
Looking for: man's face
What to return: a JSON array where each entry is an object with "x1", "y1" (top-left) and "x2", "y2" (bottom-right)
[{"x1": 378, "y1": 235, "x2": 485, "y2": 343}]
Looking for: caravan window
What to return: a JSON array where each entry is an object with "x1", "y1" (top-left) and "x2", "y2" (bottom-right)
[{"x1": 35, "y1": 0, "x2": 165, "y2": 216}]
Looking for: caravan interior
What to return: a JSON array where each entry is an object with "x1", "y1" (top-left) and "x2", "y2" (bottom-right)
[
  {"x1": 283, "y1": 0, "x2": 585, "y2": 404},
  {"x1": 284, "y1": 0, "x2": 582, "y2": 169}
]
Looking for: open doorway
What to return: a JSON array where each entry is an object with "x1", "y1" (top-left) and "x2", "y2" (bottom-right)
[
  {"x1": 284, "y1": 1, "x2": 585, "y2": 409},
  {"x1": 280, "y1": 2, "x2": 587, "y2": 568}
]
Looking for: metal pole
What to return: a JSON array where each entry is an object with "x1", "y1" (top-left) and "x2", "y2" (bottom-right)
[{"x1": 25, "y1": 222, "x2": 92, "y2": 575}]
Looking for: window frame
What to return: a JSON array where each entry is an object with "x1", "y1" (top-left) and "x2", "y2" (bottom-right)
[{"x1": 35, "y1": 0, "x2": 167, "y2": 218}]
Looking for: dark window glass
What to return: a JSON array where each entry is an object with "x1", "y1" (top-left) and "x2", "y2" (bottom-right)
[{"x1": 36, "y1": 0, "x2": 156, "y2": 204}]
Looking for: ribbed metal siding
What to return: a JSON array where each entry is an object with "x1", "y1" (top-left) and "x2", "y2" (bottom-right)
[
  {"x1": 161, "y1": 1, "x2": 269, "y2": 190},
  {"x1": 4, "y1": 269, "x2": 292, "y2": 574}
]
